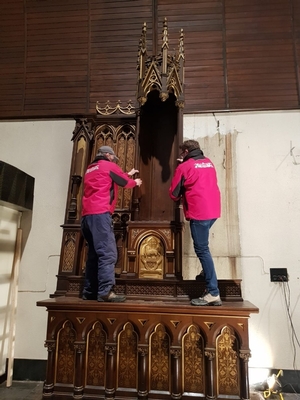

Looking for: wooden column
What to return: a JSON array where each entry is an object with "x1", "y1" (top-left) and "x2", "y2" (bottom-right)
[
  {"x1": 170, "y1": 347, "x2": 182, "y2": 399},
  {"x1": 105, "y1": 344, "x2": 116, "y2": 399},
  {"x1": 205, "y1": 348, "x2": 216, "y2": 400},
  {"x1": 43, "y1": 340, "x2": 55, "y2": 397},
  {"x1": 73, "y1": 342, "x2": 85, "y2": 398},
  {"x1": 138, "y1": 345, "x2": 149, "y2": 399},
  {"x1": 240, "y1": 351, "x2": 251, "y2": 400}
]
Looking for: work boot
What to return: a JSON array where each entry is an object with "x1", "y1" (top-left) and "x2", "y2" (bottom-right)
[
  {"x1": 195, "y1": 270, "x2": 205, "y2": 281},
  {"x1": 98, "y1": 291, "x2": 126, "y2": 302},
  {"x1": 82, "y1": 293, "x2": 97, "y2": 300},
  {"x1": 191, "y1": 292, "x2": 222, "y2": 306}
]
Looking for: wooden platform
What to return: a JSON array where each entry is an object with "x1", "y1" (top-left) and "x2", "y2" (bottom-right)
[
  {"x1": 37, "y1": 297, "x2": 258, "y2": 400},
  {"x1": 63, "y1": 278, "x2": 244, "y2": 302}
]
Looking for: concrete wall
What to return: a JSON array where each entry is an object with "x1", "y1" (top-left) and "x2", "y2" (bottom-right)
[{"x1": 0, "y1": 111, "x2": 299, "y2": 383}]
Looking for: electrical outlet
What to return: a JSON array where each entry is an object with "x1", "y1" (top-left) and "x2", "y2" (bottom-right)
[{"x1": 270, "y1": 268, "x2": 288, "y2": 282}]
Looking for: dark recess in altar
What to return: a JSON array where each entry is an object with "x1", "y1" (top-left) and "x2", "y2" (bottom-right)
[{"x1": 37, "y1": 20, "x2": 258, "y2": 400}]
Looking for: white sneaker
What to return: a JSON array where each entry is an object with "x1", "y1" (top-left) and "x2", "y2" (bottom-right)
[{"x1": 191, "y1": 292, "x2": 222, "y2": 306}]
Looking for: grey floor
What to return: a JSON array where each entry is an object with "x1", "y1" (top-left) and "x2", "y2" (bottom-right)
[
  {"x1": 0, "y1": 381, "x2": 43, "y2": 400},
  {"x1": 0, "y1": 381, "x2": 299, "y2": 400}
]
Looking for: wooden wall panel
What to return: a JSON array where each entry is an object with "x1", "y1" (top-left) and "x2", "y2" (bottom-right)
[
  {"x1": 89, "y1": 0, "x2": 153, "y2": 112},
  {"x1": 24, "y1": 0, "x2": 89, "y2": 116},
  {"x1": 225, "y1": 0, "x2": 298, "y2": 110},
  {"x1": 0, "y1": 0, "x2": 25, "y2": 115},
  {"x1": 158, "y1": 0, "x2": 227, "y2": 112},
  {"x1": 293, "y1": 0, "x2": 300, "y2": 100},
  {"x1": 0, "y1": 0, "x2": 299, "y2": 119}
]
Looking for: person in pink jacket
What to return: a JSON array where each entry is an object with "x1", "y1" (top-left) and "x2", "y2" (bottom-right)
[
  {"x1": 169, "y1": 139, "x2": 222, "y2": 306},
  {"x1": 81, "y1": 146, "x2": 142, "y2": 302}
]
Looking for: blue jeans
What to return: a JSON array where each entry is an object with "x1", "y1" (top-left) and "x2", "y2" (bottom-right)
[
  {"x1": 190, "y1": 219, "x2": 219, "y2": 296},
  {"x1": 81, "y1": 213, "x2": 117, "y2": 298}
]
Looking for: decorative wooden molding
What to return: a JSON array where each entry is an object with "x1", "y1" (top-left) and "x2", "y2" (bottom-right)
[
  {"x1": 137, "y1": 18, "x2": 185, "y2": 107},
  {"x1": 96, "y1": 100, "x2": 136, "y2": 115}
]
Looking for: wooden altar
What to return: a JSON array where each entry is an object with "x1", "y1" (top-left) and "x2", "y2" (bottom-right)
[
  {"x1": 37, "y1": 297, "x2": 258, "y2": 400},
  {"x1": 37, "y1": 20, "x2": 258, "y2": 400}
]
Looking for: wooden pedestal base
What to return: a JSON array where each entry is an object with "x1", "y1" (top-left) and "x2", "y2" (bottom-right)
[{"x1": 37, "y1": 297, "x2": 258, "y2": 400}]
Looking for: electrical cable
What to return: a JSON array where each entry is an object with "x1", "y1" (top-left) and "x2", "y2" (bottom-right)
[
  {"x1": 281, "y1": 383, "x2": 298, "y2": 394},
  {"x1": 280, "y1": 280, "x2": 300, "y2": 395},
  {"x1": 281, "y1": 281, "x2": 300, "y2": 350}
]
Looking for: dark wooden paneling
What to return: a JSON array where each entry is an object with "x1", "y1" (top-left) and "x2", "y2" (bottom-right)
[
  {"x1": 88, "y1": 0, "x2": 152, "y2": 112},
  {"x1": 225, "y1": 0, "x2": 299, "y2": 110},
  {"x1": 0, "y1": 0, "x2": 25, "y2": 114},
  {"x1": 293, "y1": 0, "x2": 300, "y2": 101},
  {"x1": 158, "y1": 0, "x2": 227, "y2": 112},
  {"x1": 0, "y1": 0, "x2": 299, "y2": 118},
  {"x1": 24, "y1": 0, "x2": 89, "y2": 116}
]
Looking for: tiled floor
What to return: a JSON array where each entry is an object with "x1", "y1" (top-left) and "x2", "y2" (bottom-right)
[{"x1": 0, "y1": 381, "x2": 299, "y2": 400}]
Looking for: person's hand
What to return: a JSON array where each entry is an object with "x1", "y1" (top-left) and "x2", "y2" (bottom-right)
[
  {"x1": 134, "y1": 178, "x2": 142, "y2": 187},
  {"x1": 128, "y1": 168, "x2": 139, "y2": 176}
]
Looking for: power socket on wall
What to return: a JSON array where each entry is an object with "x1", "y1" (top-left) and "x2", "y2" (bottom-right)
[{"x1": 270, "y1": 268, "x2": 288, "y2": 282}]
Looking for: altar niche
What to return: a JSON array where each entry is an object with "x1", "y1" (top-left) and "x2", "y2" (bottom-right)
[
  {"x1": 138, "y1": 89, "x2": 178, "y2": 221},
  {"x1": 124, "y1": 88, "x2": 183, "y2": 281},
  {"x1": 122, "y1": 19, "x2": 185, "y2": 282}
]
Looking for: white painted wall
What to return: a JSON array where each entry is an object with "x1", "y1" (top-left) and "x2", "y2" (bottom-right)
[
  {"x1": 0, "y1": 112, "x2": 299, "y2": 384},
  {"x1": 183, "y1": 110, "x2": 300, "y2": 381}
]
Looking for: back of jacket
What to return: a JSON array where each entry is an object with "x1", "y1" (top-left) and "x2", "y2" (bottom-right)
[
  {"x1": 82, "y1": 158, "x2": 136, "y2": 216},
  {"x1": 169, "y1": 155, "x2": 221, "y2": 220}
]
